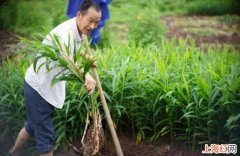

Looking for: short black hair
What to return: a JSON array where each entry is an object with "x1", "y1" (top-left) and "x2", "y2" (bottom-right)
[{"x1": 78, "y1": 0, "x2": 101, "y2": 15}]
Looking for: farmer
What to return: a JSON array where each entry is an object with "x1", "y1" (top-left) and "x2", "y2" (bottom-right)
[{"x1": 11, "y1": 0, "x2": 101, "y2": 155}]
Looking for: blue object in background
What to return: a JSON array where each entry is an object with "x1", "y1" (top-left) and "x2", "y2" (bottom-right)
[{"x1": 67, "y1": 0, "x2": 112, "y2": 44}]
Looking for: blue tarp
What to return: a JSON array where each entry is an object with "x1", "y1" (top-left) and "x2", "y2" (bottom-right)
[{"x1": 67, "y1": 0, "x2": 111, "y2": 44}]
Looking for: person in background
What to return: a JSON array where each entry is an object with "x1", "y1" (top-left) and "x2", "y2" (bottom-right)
[
  {"x1": 67, "y1": 0, "x2": 111, "y2": 44},
  {"x1": 11, "y1": 0, "x2": 101, "y2": 155}
]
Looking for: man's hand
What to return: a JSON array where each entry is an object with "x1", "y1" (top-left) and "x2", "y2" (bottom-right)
[{"x1": 84, "y1": 73, "x2": 96, "y2": 95}]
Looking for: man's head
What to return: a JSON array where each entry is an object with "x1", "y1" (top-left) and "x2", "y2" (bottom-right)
[{"x1": 76, "y1": 0, "x2": 101, "y2": 35}]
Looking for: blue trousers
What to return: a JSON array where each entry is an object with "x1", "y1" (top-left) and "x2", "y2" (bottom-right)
[{"x1": 24, "y1": 80, "x2": 55, "y2": 154}]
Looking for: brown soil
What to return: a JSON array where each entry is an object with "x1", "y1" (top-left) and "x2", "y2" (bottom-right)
[
  {"x1": 0, "y1": 132, "x2": 201, "y2": 156},
  {"x1": 55, "y1": 133, "x2": 201, "y2": 156},
  {"x1": 161, "y1": 16, "x2": 240, "y2": 48}
]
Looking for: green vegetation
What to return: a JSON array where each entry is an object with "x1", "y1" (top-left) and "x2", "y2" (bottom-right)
[
  {"x1": 186, "y1": 0, "x2": 240, "y2": 16},
  {"x1": 0, "y1": 0, "x2": 240, "y2": 154},
  {"x1": 0, "y1": 0, "x2": 239, "y2": 42},
  {"x1": 217, "y1": 15, "x2": 240, "y2": 25},
  {"x1": 1, "y1": 39, "x2": 240, "y2": 151},
  {"x1": 129, "y1": 15, "x2": 166, "y2": 46},
  {"x1": 0, "y1": 0, "x2": 67, "y2": 36}
]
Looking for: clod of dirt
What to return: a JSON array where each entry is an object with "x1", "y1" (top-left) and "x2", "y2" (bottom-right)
[{"x1": 82, "y1": 125, "x2": 105, "y2": 156}]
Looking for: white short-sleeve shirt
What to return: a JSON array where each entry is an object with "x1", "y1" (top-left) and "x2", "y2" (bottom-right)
[{"x1": 25, "y1": 17, "x2": 84, "y2": 109}]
